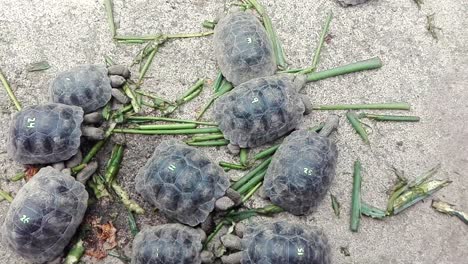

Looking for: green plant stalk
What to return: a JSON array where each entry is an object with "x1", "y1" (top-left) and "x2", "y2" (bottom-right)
[
  {"x1": 331, "y1": 194, "x2": 341, "y2": 217},
  {"x1": 360, "y1": 113, "x2": 420, "y2": 122},
  {"x1": 105, "y1": 144, "x2": 124, "y2": 184},
  {"x1": 431, "y1": 200, "x2": 468, "y2": 225},
  {"x1": 254, "y1": 145, "x2": 279, "y2": 160},
  {"x1": 0, "y1": 190, "x2": 13, "y2": 203},
  {"x1": 408, "y1": 164, "x2": 441, "y2": 188},
  {"x1": 27, "y1": 61, "x2": 50, "y2": 72},
  {"x1": 314, "y1": 102, "x2": 411, "y2": 111},
  {"x1": 306, "y1": 57, "x2": 383, "y2": 83},
  {"x1": 247, "y1": 0, "x2": 287, "y2": 69},
  {"x1": 219, "y1": 162, "x2": 247, "y2": 170},
  {"x1": 346, "y1": 111, "x2": 369, "y2": 144},
  {"x1": 196, "y1": 97, "x2": 217, "y2": 120},
  {"x1": 361, "y1": 202, "x2": 386, "y2": 219},
  {"x1": 82, "y1": 139, "x2": 108, "y2": 164},
  {"x1": 212, "y1": 71, "x2": 223, "y2": 93},
  {"x1": 186, "y1": 139, "x2": 229, "y2": 147},
  {"x1": 115, "y1": 31, "x2": 214, "y2": 41},
  {"x1": 237, "y1": 170, "x2": 267, "y2": 195},
  {"x1": 135, "y1": 90, "x2": 173, "y2": 104},
  {"x1": 87, "y1": 174, "x2": 110, "y2": 199},
  {"x1": 10, "y1": 172, "x2": 25, "y2": 182},
  {"x1": 128, "y1": 116, "x2": 217, "y2": 126},
  {"x1": 311, "y1": 11, "x2": 333, "y2": 70},
  {"x1": 392, "y1": 180, "x2": 451, "y2": 215},
  {"x1": 104, "y1": 0, "x2": 116, "y2": 37},
  {"x1": 179, "y1": 78, "x2": 205, "y2": 100},
  {"x1": 111, "y1": 181, "x2": 145, "y2": 214},
  {"x1": 138, "y1": 123, "x2": 197, "y2": 130},
  {"x1": 240, "y1": 148, "x2": 249, "y2": 166},
  {"x1": 138, "y1": 46, "x2": 159, "y2": 84},
  {"x1": 232, "y1": 157, "x2": 272, "y2": 190},
  {"x1": 197, "y1": 80, "x2": 234, "y2": 120},
  {"x1": 108, "y1": 252, "x2": 132, "y2": 262},
  {"x1": 64, "y1": 239, "x2": 85, "y2": 264},
  {"x1": 128, "y1": 211, "x2": 139, "y2": 236},
  {"x1": 123, "y1": 83, "x2": 142, "y2": 113},
  {"x1": 202, "y1": 20, "x2": 216, "y2": 29},
  {"x1": 114, "y1": 127, "x2": 221, "y2": 135},
  {"x1": 0, "y1": 70, "x2": 22, "y2": 110},
  {"x1": 350, "y1": 160, "x2": 362, "y2": 232},
  {"x1": 189, "y1": 134, "x2": 225, "y2": 142},
  {"x1": 242, "y1": 181, "x2": 263, "y2": 202},
  {"x1": 180, "y1": 85, "x2": 203, "y2": 104},
  {"x1": 104, "y1": 55, "x2": 116, "y2": 66}
]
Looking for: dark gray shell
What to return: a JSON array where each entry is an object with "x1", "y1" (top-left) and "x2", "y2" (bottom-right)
[
  {"x1": 131, "y1": 224, "x2": 204, "y2": 264},
  {"x1": 7, "y1": 103, "x2": 84, "y2": 165},
  {"x1": 50, "y1": 64, "x2": 112, "y2": 113},
  {"x1": 241, "y1": 221, "x2": 331, "y2": 264},
  {"x1": 135, "y1": 140, "x2": 230, "y2": 226},
  {"x1": 2, "y1": 167, "x2": 88, "y2": 263},
  {"x1": 264, "y1": 130, "x2": 337, "y2": 215},
  {"x1": 336, "y1": 0, "x2": 369, "y2": 6},
  {"x1": 214, "y1": 11, "x2": 276, "y2": 86},
  {"x1": 213, "y1": 75, "x2": 305, "y2": 148}
]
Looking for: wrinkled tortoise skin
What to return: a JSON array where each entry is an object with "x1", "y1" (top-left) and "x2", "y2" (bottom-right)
[
  {"x1": 135, "y1": 140, "x2": 230, "y2": 226},
  {"x1": 336, "y1": 0, "x2": 369, "y2": 6},
  {"x1": 50, "y1": 64, "x2": 112, "y2": 113},
  {"x1": 264, "y1": 130, "x2": 337, "y2": 215},
  {"x1": 214, "y1": 11, "x2": 276, "y2": 86},
  {"x1": 241, "y1": 221, "x2": 331, "y2": 264},
  {"x1": 132, "y1": 224, "x2": 204, "y2": 264},
  {"x1": 2, "y1": 167, "x2": 88, "y2": 263},
  {"x1": 7, "y1": 103, "x2": 84, "y2": 165},
  {"x1": 213, "y1": 75, "x2": 306, "y2": 148}
]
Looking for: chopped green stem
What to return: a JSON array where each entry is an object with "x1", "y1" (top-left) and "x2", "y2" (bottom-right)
[
  {"x1": 180, "y1": 85, "x2": 203, "y2": 103},
  {"x1": 346, "y1": 111, "x2": 369, "y2": 144},
  {"x1": 105, "y1": 144, "x2": 124, "y2": 184},
  {"x1": 408, "y1": 163, "x2": 441, "y2": 188},
  {"x1": 114, "y1": 127, "x2": 220, "y2": 135},
  {"x1": 111, "y1": 182, "x2": 145, "y2": 214},
  {"x1": 104, "y1": 56, "x2": 116, "y2": 66},
  {"x1": 219, "y1": 162, "x2": 247, "y2": 170},
  {"x1": 179, "y1": 78, "x2": 205, "y2": 101},
  {"x1": 0, "y1": 190, "x2": 13, "y2": 203},
  {"x1": 432, "y1": 200, "x2": 468, "y2": 225},
  {"x1": 88, "y1": 173, "x2": 110, "y2": 199},
  {"x1": 186, "y1": 139, "x2": 229, "y2": 147},
  {"x1": 237, "y1": 170, "x2": 267, "y2": 195},
  {"x1": 331, "y1": 194, "x2": 341, "y2": 217},
  {"x1": 240, "y1": 148, "x2": 249, "y2": 166},
  {"x1": 196, "y1": 97, "x2": 216, "y2": 120},
  {"x1": 204, "y1": 221, "x2": 225, "y2": 248},
  {"x1": 10, "y1": 172, "x2": 25, "y2": 182},
  {"x1": 123, "y1": 83, "x2": 142, "y2": 113},
  {"x1": 213, "y1": 71, "x2": 224, "y2": 93},
  {"x1": 27, "y1": 61, "x2": 50, "y2": 72},
  {"x1": 64, "y1": 239, "x2": 85, "y2": 264},
  {"x1": 242, "y1": 181, "x2": 263, "y2": 202},
  {"x1": 197, "y1": 80, "x2": 234, "y2": 120},
  {"x1": 165, "y1": 31, "x2": 214, "y2": 39},
  {"x1": 311, "y1": 11, "x2": 333, "y2": 69},
  {"x1": 71, "y1": 164, "x2": 87, "y2": 174},
  {"x1": 232, "y1": 157, "x2": 272, "y2": 190},
  {"x1": 136, "y1": 90, "x2": 173, "y2": 104},
  {"x1": 128, "y1": 211, "x2": 139, "y2": 236},
  {"x1": 202, "y1": 20, "x2": 217, "y2": 29},
  {"x1": 82, "y1": 140, "x2": 107, "y2": 164},
  {"x1": 128, "y1": 116, "x2": 216, "y2": 126},
  {"x1": 350, "y1": 160, "x2": 362, "y2": 232},
  {"x1": 310, "y1": 123, "x2": 325, "y2": 133},
  {"x1": 138, "y1": 47, "x2": 159, "y2": 84},
  {"x1": 189, "y1": 134, "x2": 225, "y2": 142},
  {"x1": 361, "y1": 202, "x2": 386, "y2": 219},
  {"x1": 254, "y1": 145, "x2": 279, "y2": 160},
  {"x1": 118, "y1": 39, "x2": 146, "y2": 44},
  {"x1": 116, "y1": 31, "x2": 213, "y2": 41},
  {"x1": 0, "y1": 70, "x2": 22, "y2": 110},
  {"x1": 104, "y1": 0, "x2": 116, "y2": 37},
  {"x1": 306, "y1": 57, "x2": 383, "y2": 83},
  {"x1": 360, "y1": 113, "x2": 420, "y2": 122},
  {"x1": 278, "y1": 68, "x2": 303, "y2": 74},
  {"x1": 314, "y1": 102, "x2": 410, "y2": 111},
  {"x1": 138, "y1": 123, "x2": 197, "y2": 130}
]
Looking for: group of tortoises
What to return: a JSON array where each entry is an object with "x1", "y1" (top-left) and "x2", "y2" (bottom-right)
[{"x1": 2, "y1": 0, "x2": 371, "y2": 263}]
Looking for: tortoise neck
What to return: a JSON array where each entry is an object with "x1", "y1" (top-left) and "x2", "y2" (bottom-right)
[{"x1": 318, "y1": 115, "x2": 340, "y2": 137}]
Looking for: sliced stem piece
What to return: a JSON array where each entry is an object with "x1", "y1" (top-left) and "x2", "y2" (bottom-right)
[
  {"x1": 128, "y1": 210, "x2": 139, "y2": 236},
  {"x1": 128, "y1": 116, "x2": 217, "y2": 126},
  {"x1": 346, "y1": 111, "x2": 369, "y2": 144},
  {"x1": 138, "y1": 46, "x2": 159, "y2": 84},
  {"x1": 0, "y1": 189, "x2": 13, "y2": 203},
  {"x1": 311, "y1": 11, "x2": 333, "y2": 70},
  {"x1": 237, "y1": 170, "x2": 267, "y2": 196},
  {"x1": 104, "y1": 0, "x2": 116, "y2": 37},
  {"x1": 314, "y1": 102, "x2": 410, "y2": 111},
  {"x1": 189, "y1": 134, "x2": 225, "y2": 142},
  {"x1": 111, "y1": 181, "x2": 145, "y2": 214},
  {"x1": 306, "y1": 57, "x2": 383, "y2": 83},
  {"x1": 113, "y1": 127, "x2": 221, "y2": 135},
  {"x1": 10, "y1": 172, "x2": 25, "y2": 182},
  {"x1": 254, "y1": 145, "x2": 279, "y2": 160},
  {"x1": 138, "y1": 123, "x2": 197, "y2": 130},
  {"x1": 104, "y1": 144, "x2": 124, "y2": 184},
  {"x1": 240, "y1": 148, "x2": 249, "y2": 166},
  {"x1": 219, "y1": 162, "x2": 247, "y2": 171},
  {"x1": 242, "y1": 181, "x2": 263, "y2": 202},
  {"x1": 64, "y1": 239, "x2": 85, "y2": 264},
  {"x1": 232, "y1": 157, "x2": 272, "y2": 190},
  {"x1": 361, "y1": 202, "x2": 386, "y2": 219},
  {"x1": 360, "y1": 113, "x2": 420, "y2": 122},
  {"x1": 186, "y1": 139, "x2": 229, "y2": 147},
  {"x1": 350, "y1": 160, "x2": 362, "y2": 232},
  {"x1": 0, "y1": 70, "x2": 22, "y2": 110},
  {"x1": 331, "y1": 194, "x2": 341, "y2": 217}
]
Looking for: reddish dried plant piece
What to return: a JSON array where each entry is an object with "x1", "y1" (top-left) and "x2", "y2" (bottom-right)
[
  {"x1": 85, "y1": 217, "x2": 118, "y2": 259},
  {"x1": 24, "y1": 165, "x2": 41, "y2": 181}
]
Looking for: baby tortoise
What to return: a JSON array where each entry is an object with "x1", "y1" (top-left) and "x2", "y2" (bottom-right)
[
  {"x1": 2, "y1": 167, "x2": 88, "y2": 263},
  {"x1": 221, "y1": 221, "x2": 331, "y2": 264},
  {"x1": 132, "y1": 224, "x2": 214, "y2": 264},
  {"x1": 135, "y1": 140, "x2": 241, "y2": 226},
  {"x1": 264, "y1": 115, "x2": 339, "y2": 215},
  {"x1": 214, "y1": 11, "x2": 276, "y2": 86}
]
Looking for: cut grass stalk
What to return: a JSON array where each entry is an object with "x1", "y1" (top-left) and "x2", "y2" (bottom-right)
[
  {"x1": 346, "y1": 111, "x2": 369, "y2": 144},
  {"x1": 212, "y1": 71, "x2": 223, "y2": 93},
  {"x1": 240, "y1": 148, "x2": 249, "y2": 166},
  {"x1": 361, "y1": 202, "x2": 386, "y2": 219},
  {"x1": 115, "y1": 31, "x2": 214, "y2": 42},
  {"x1": 0, "y1": 70, "x2": 22, "y2": 111},
  {"x1": 359, "y1": 113, "x2": 420, "y2": 122},
  {"x1": 111, "y1": 181, "x2": 145, "y2": 214},
  {"x1": 254, "y1": 145, "x2": 279, "y2": 160},
  {"x1": 350, "y1": 160, "x2": 362, "y2": 232},
  {"x1": 232, "y1": 157, "x2": 272, "y2": 190},
  {"x1": 189, "y1": 134, "x2": 225, "y2": 142},
  {"x1": 331, "y1": 194, "x2": 341, "y2": 217},
  {"x1": 10, "y1": 172, "x2": 25, "y2": 182},
  {"x1": 311, "y1": 11, "x2": 333, "y2": 69},
  {"x1": 197, "y1": 80, "x2": 234, "y2": 120},
  {"x1": 202, "y1": 20, "x2": 217, "y2": 29},
  {"x1": 0, "y1": 189, "x2": 13, "y2": 203},
  {"x1": 64, "y1": 239, "x2": 85, "y2": 264},
  {"x1": 137, "y1": 47, "x2": 158, "y2": 84},
  {"x1": 127, "y1": 116, "x2": 216, "y2": 126},
  {"x1": 128, "y1": 211, "x2": 139, "y2": 236},
  {"x1": 219, "y1": 162, "x2": 247, "y2": 171},
  {"x1": 113, "y1": 127, "x2": 221, "y2": 135},
  {"x1": 104, "y1": 144, "x2": 124, "y2": 184},
  {"x1": 310, "y1": 122, "x2": 325, "y2": 133},
  {"x1": 306, "y1": 57, "x2": 383, "y2": 83},
  {"x1": 178, "y1": 78, "x2": 205, "y2": 103},
  {"x1": 137, "y1": 123, "x2": 197, "y2": 130},
  {"x1": 27, "y1": 61, "x2": 50, "y2": 72},
  {"x1": 313, "y1": 102, "x2": 411, "y2": 111},
  {"x1": 186, "y1": 139, "x2": 229, "y2": 147},
  {"x1": 242, "y1": 181, "x2": 263, "y2": 202},
  {"x1": 104, "y1": 0, "x2": 116, "y2": 37}
]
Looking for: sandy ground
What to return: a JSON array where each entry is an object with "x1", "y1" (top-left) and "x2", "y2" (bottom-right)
[{"x1": 0, "y1": 0, "x2": 467, "y2": 263}]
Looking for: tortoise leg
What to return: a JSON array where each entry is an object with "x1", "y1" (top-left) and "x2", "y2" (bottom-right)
[
  {"x1": 107, "y1": 65, "x2": 131, "y2": 79},
  {"x1": 111, "y1": 88, "x2": 130, "y2": 104},
  {"x1": 81, "y1": 126, "x2": 105, "y2": 140},
  {"x1": 65, "y1": 150, "x2": 82, "y2": 168},
  {"x1": 221, "y1": 234, "x2": 243, "y2": 250},
  {"x1": 215, "y1": 188, "x2": 242, "y2": 211},
  {"x1": 109, "y1": 75, "x2": 126, "y2": 88},
  {"x1": 301, "y1": 95, "x2": 313, "y2": 115},
  {"x1": 201, "y1": 216, "x2": 215, "y2": 235},
  {"x1": 200, "y1": 250, "x2": 214, "y2": 263},
  {"x1": 76, "y1": 161, "x2": 98, "y2": 184},
  {"x1": 221, "y1": 252, "x2": 243, "y2": 264},
  {"x1": 83, "y1": 112, "x2": 103, "y2": 124},
  {"x1": 227, "y1": 143, "x2": 240, "y2": 155}
]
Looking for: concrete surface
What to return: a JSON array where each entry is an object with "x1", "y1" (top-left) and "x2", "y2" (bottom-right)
[{"x1": 0, "y1": 0, "x2": 467, "y2": 263}]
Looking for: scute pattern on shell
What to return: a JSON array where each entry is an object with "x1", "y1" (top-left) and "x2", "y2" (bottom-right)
[
  {"x1": 2, "y1": 167, "x2": 88, "y2": 263},
  {"x1": 213, "y1": 75, "x2": 305, "y2": 148},
  {"x1": 336, "y1": 0, "x2": 369, "y2": 6},
  {"x1": 7, "y1": 103, "x2": 84, "y2": 164},
  {"x1": 264, "y1": 130, "x2": 337, "y2": 215},
  {"x1": 241, "y1": 221, "x2": 331, "y2": 264},
  {"x1": 135, "y1": 140, "x2": 230, "y2": 226},
  {"x1": 50, "y1": 64, "x2": 112, "y2": 113},
  {"x1": 132, "y1": 224, "x2": 204, "y2": 264},
  {"x1": 214, "y1": 11, "x2": 276, "y2": 86}
]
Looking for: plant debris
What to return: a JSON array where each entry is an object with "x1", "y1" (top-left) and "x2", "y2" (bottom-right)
[
  {"x1": 431, "y1": 199, "x2": 468, "y2": 225},
  {"x1": 340, "y1": 246, "x2": 351, "y2": 257},
  {"x1": 85, "y1": 218, "x2": 118, "y2": 260},
  {"x1": 26, "y1": 61, "x2": 50, "y2": 72},
  {"x1": 330, "y1": 194, "x2": 341, "y2": 217},
  {"x1": 426, "y1": 14, "x2": 441, "y2": 40}
]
